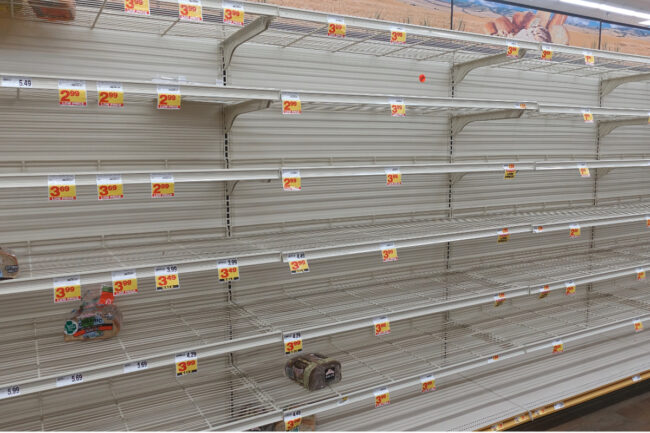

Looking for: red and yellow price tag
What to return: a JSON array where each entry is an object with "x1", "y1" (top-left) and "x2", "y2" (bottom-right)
[
  {"x1": 157, "y1": 86, "x2": 181, "y2": 110},
  {"x1": 284, "y1": 412, "x2": 302, "y2": 432},
  {"x1": 287, "y1": 252, "x2": 309, "y2": 274},
  {"x1": 124, "y1": 0, "x2": 149, "y2": 15},
  {"x1": 374, "y1": 388, "x2": 390, "y2": 408},
  {"x1": 420, "y1": 375, "x2": 435, "y2": 393},
  {"x1": 539, "y1": 284, "x2": 550, "y2": 299},
  {"x1": 53, "y1": 275, "x2": 81, "y2": 303},
  {"x1": 637, "y1": 268, "x2": 646, "y2": 281},
  {"x1": 327, "y1": 17, "x2": 346, "y2": 38},
  {"x1": 552, "y1": 340, "x2": 564, "y2": 354},
  {"x1": 217, "y1": 259, "x2": 240, "y2": 282},
  {"x1": 494, "y1": 293, "x2": 506, "y2": 307},
  {"x1": 503, "y1": 164, "x2": 516, "y2": 179},
  {"x1": 582, "y1": 111, "x2": 594, "y2": 123},
  {"x1": 541, "y1": 45, "x2": 553, "y2": 61},
  {"x1": 282, "y1": 169, "x2": 301, "y2": 191},
  {"x1": 58, "y1": 80, "x2": 87, "y2": 107},
  {"x1": 112, "y1": 270, "x2": 138, "y2": 296},
  {"x1": 390, "y1": 27, "x2": 406, "y2": 44},
  {"x1": 222, "y1": 2, "x2": 244, "y2": 26},
  {"x1": 385, "y1": 168, "x2": 402, "y2": 186},
  {"x1": 578, "y1": 164, "x2": 590, "y2": 178},
  {"x1": 634, "y1": 319, "x2": 643, "y2": 333},
  {"x1": 373, "y1": 316, "x2": 390, "y2": 336},
  {"x1": 282, "y1": 93, "x2": 301, "y2": 115},
  {"x1": 97, "y1": 81, "x2": 124, "y2": 108},
  {"x1": 506, "y1": 42, "x2": 520, "y2": 58},
  {"x1": 380, "y1": 242, "x2": 398, "y2": 262},
  {"x1": 175, "y1": 352, "x2": 198, "y2": 376},
  {"x1": 565, "y1": 281, "x2": 576, "y2": 296},
  {"x1": 48, "y1": 175, "x2": 77, "y2": 201},
  {"x1": 569, "y1": 223, "x2": 581, "y2": 238},
  {"x1": 390, "y1": 99, "x2": 406, "y2": 117},
  {"x1": 96, "y1": 174, "x2": 124, "y2": 200},
  {"x1": 151, "y1": 173, "x2": 175, "y2": 198},
  {"x1": 283, "y1": 332, "x2": 303, "y2": 355},
  {"x1": 155, "y1": 265, "x2": 180, "y2": 291},
  {"x1": 178, "y1": 0, "x2": 202, "y2": 22},
  {"x1": 584, "y1": 52, "x2": 595, "y2": 66},
  {"x1": 497, "y1": 228, "x2": 510, "y2": 243},
  {"x1": 646, "y1": 216, "x2": 650, "y2": 227}
]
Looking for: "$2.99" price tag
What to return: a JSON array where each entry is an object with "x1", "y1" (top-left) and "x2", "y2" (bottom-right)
[
  {"x1": 217, "y1": 258, "x2": 240, "y2": 282},
  {"x1": 151, "y1": 173, "x2": 175, "y2": 198},
  {"x1": 53, "y1": 275, "x2": 81, "y2": 303},
  {"x1": 281, "y1": 93, "x2": 302, "y2": 115},
  {"x1": 282, "y1": 169, "x2": 301, "y2": 191},
  {"x1": 58, "y1": 80, "x2": 87, "y2": 106},
  {"x1": 284, "y1": 332, "x2": 303, "y2": 355},
  {"x1": 157, "y1": 85, "x2": 181, "y2": 110},
  {"x1": 155, "y1": 265, "x2": 180, "y2": 291},
  {"x1": 97, "y1": 81, "x2": 124, "y2": 108},
  {"x1": 175, "y1": 352, "x2": 198, "y2": 376}
]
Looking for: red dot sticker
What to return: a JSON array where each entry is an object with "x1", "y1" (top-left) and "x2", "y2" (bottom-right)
[{"x1": 419, "y1": 74, "x2": 426, "y2": 83}]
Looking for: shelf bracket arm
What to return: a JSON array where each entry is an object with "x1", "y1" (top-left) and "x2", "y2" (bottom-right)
[
  {"x1": 600, "y1": 72, "x2": 650, "y2": 98},
  {"x1": 452, "y1": 50, "x2": 528, "y2": 86},
  {"x1": 222, "y1": 16, "x2": 275, "y2": 70},
  {"x1": 224, "y1": 99, "x2": 273, "y2": 134},
  {"x1": 451, "y1": 109, "x2": 525, "y2": 137},
  {"x1": 598, "y1": 117, "x2": 648, "y2": 139}
]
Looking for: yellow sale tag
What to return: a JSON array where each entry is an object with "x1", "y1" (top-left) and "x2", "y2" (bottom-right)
[
  {"x1": 175, "y1": 352, "x2": 197, "y2": 376},
  {"x1": 420, "y1": 375, "x2": 435, "y2": 393},
  {"x1": 565, "y1": 281, "x2": 576, "y2": 296},
  {"x1": 390, "y1": 99, "x2": 406, "y2": 117},
  {"x1": 374, "y1": 316, "x2": 390, "y2": 336},
  {"x1": 282, "y1": 169, "x2": 301, "y2": 191},
  {"x1": 97, "y1": 82, "x2": 124, "y2": 108},
  {"x1": 497, "y1": 228, "x2": 510, "y2": 243},
  {"x1": 584, "y1": 52, "x2": 595, "y2": 66},
  {"x1": 506, "y1": 43, "x2": 520, "y2": 58},
  {"x1": 282, "y1": 93, "x2": 301, "y2": 115},
  {"x1": 390, "y1": 27, "x2": 406, "y2": 44},
  {"x1": 578, "y1": 164, "x2": 590, "y2": 178},
  {"x1": 504, "y1": 164, "x2": 516, "y2": 179},
  {"x1": 223, "y1": 2, "x2": 244, "y2": 26},
  {"x1": 634, "y1": 319, "x2": 643, "y2": 332},
  {"x1": 539, "y1": 285, "x2": 550, "y2": 299},
  {"x1": 53, "y1": 275, "x2": 81, "y2": 303},
  {"x1": 217, "y1": 259, "x2": 240, "y2": 282},
  {"x1": 96, "y1": 174, "x2": 124, "y2": 200},
  {"x1": 48, "y1": 175, "x2": 77, "y2": 201},
  {"x1": 569, "y1": 224, "x2": 581, "y2": 238},
  {"x1": 582, "y1": 111, "x2": 594, "y2": 123},
  {"x1": 646, "y1": 216, "x2": 650, "y2": 227},
  {"x1": 494, "y1": 293, "x2": 506, "y2": 307},
  {"x1": 374, "y1": 388, "x2": 390, "y2": 408},
  {"x1": 552, "y1": 340, "x2": 564, "y2": 354},
  {"x1": 381, "y1": 242, "x2": 398, "y2": 262},
  {"x1": 157, "y1": 86, "x2": 181, "y2": 110},
  {"x1": 58, "y1": 80, "x2": 87, "y2": 107},
  {"x1": 287, "y1": 252, "x2": 309, "y2": 274},
  {"x1": 112, "y1": 270, "x2": 138, "y2": 296},
  {"x1": 283, "y1": 332, "x2": 303, "y2": 355},
  {"x1": 328, "y1": 17, "x2": 346, "y2": 38},
  {"x1": 284, "y1": 412, "x2": 302, "y2": 432},
  {"x1": 124, "y1": 0, "x2": 149, "y2": 15},
  {"x1": 541, "y1": 46, "x2": 553, "y2": 61},
  {"x1": 178, "y1": 0, "x2": 202, "y2": 21},
  {"x1": 637, "y1": 268, "x2": 646, "y2": 280},
  {"x1": 385, "y1": 168, "x2": 402, "y2": 186},
  {"x1": 155, "y1": 265, "x2": 180, "y2": 291},
  {"x1": 151, "y1": 173, "x2": 175, "y2": 198}
]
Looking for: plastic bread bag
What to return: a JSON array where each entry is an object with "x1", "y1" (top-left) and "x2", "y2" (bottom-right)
[
  {"x1": 63, "y1": 285, "x2": 122, "y2": 341},
  {"x1": 0, "y1": 248, "x2": 19, "y2": 280},
  {"x1": 285, "y1": 353, "x2": 341, "y2": 391}
]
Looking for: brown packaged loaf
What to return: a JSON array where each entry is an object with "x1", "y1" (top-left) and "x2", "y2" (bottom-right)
[
  {"x1": 63, "y1": 286, "x2": 122, "y2": 342},
  {"x1": 285, "y1": 353, "x2": 341, "y2": 391},
  {"x1": 0, "y1": 249, "x2": 19, "y2": 280}
]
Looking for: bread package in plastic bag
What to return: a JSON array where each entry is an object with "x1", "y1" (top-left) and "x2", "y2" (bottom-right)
[
  {"x1": 63, "y1": 285, "x2": 122, "y2": 341},
  {"x1": 285, "y1": 353, "x2": 341, "y2": 391},
  {"x1": 0, "y1": 248, "x2": 19, "y2": 280}
]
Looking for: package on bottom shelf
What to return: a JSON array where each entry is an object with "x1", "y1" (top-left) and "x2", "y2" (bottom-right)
[
  {"x1": 285, "y1": 353, "x2": 342, "y2": 391},
  {"x1": 26, "y1": 0, "x2": 75, "y2": 21},
  {"x1": 63, "y1": 285, "x2": 122, "y2": 341},
  {"x1": 247, "y1": 415, "x2": 316, "y2": 431},
  {"x1": 0, "y1": 248, "x2": 19, "y2": 280}
]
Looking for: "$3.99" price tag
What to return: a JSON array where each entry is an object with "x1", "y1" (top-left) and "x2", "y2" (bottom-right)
[
  {"x1": 374, "y1": 387, "x2": 390, "y2": 408},
  {"x1": 287, "y1": 252, "x2": 309, "y2": 274},
  {"x1": 284, "y1": 332, "x2": 303, "y2": 355},
  {"x1": 175, "y1": 352, "x2": 198, "y2": 376},
  {"x1": 53, "y1": 275, "x2": 81, "y2": 303}
]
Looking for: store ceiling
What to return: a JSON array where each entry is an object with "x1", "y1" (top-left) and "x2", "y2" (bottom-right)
[{"x1": 507, "y1": 0, "x2": 650, "y2": 27}]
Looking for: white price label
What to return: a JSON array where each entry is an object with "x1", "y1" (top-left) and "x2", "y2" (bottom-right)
[
  {"x1": 0, "y1": 385, "x2": 20, "y2": 400},
  {"x1": 2, "y1": 76, "x2": 33, "y2": 88},
  {"x1": 632, "y1": 374, "x2": 642, "y2": 382},
  {"x1": 56, "y1": 373, "x2": 84, "y2": 387},
  {"x1": 554, "y1": 402, "x2": 565, "y2": 410},
  {"x1": 123, "y1": 360, "x2": 149, "y2": 373}
]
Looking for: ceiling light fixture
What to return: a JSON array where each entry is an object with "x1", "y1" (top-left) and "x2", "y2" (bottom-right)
[{"x1": 560, "y1": 0, "x2": 650, "y2": 21}]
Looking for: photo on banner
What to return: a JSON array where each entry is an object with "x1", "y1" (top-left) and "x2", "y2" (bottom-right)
[{"x1": 601, "y1": 22, "x2": 650, "y2": 57}]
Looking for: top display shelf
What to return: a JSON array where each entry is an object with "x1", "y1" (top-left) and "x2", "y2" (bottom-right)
[{"x1": 4, "y1": 0, "x2": 650, "y2": 83}]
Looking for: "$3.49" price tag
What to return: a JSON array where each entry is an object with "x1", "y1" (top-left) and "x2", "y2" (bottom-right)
[
  {"x1": 155, "y1": 265, "x2": 180, "y2": 291},
  {"x1": 217, "y1": 258, "x2": 240, "y2": 282}
]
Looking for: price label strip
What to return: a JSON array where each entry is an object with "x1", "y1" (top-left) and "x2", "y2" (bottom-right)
[
  {"x1": 281, "y1": 93, "x2": 302, "y2": 115},
  {"x1": 637, "y1": 268, "x2": 646, "y2": 281},
  {"x1": 565, "y1": 280, "x2": 576, "y2": 296},
  {"x1": 0, "y1": 385, "x2": 20, "y2": 400},
  {"x1": 53, "y1": 275, "x2": 81, "y2": 303},
  {"x1": 497, "y1": 228, "x2": 510, "y2": 243},
  {"x1": 223, "y1": 1, "x2": 244, "y2": 26},
  {"x1": 282, "y1": 169, "x2": 301, "y2": 191},
  {"x1": 284, "y1": 411, "x2": 302, "y2": 432},
  {"x1": 634, "y1": 319, "x2": 644, "y2": 333},
  {"x1": 58, "y1": 80, "x2": 87, "y2": 106},
  {"x1": 373, "y1": 316, "x2": 390, "y2": 336},
  {"x1": 503, "y1": 164, "x2": 516, "y2": 179},
  {"x1": 569, "y1": 223, "x2": 581, "y2": 239},
  {"x1": 494, "y1": 293, "x2": 506, "y2": 307},
  {"x1": 327, "y1": 16, "x2": 346, "y2": 38},
  {"x1": 96, "y1": 174, "x2": 124, "y2": 200},
  {"x1": 178, "y1": 0, "x2": 202, "y2": 22},
  {"x1": 374, "y1": 387, "x2": 390, "y2": 408},
  {"x1": 124, "y1": 0, "x2": 149, "y2": 15},
  {"x1": 552, "y1": 339, "x2": 564, "y2": 354},
  {"x1": 578, "y1": 163, "x2": 590, "y2": 178},
  {"x1": 155, "y1": 265, "x2": 180, "y2": 291},
  {"x1": 506, "y1": 42, "x2": 520, "y2": 58},
  {"x1": 151, "y1": 173, "x2": 175, "y2": 198},
  {"x1": 112, "y1": 269, "x2": 138, "y2": 296},
  {"x1": 584, "y1": 51, "x2": 595, "y2": 66},
  {"x1": 385, "y1": 167, "x2": 402, "y2": 186},
  {"x1": 390, "y1": 98, "x2": 406, "y2": 117},
  {"x1": 217, "y1": 258, "x2": 240, "y2": 282},
  {"x1": 48, "y1": 175, "x2": 77, "y2": 201},
  {"x1": 380, "y1": 242, "x2": 398, "y2": 262},
  {"x1": 390, "y1": 27, "x2": 406, "y2": 44},
  {"x1": 157, "y1": 85, "x2": 181, "y2": 110},
  {"x1": 420, "y1": 374, "x2": 435, "y2": 393},
  {"x1": 1, "y1": 76, "x2": 33, "y2": 88},
  {"x1": 533, "y1": 225, "x2": 544, "y2": 234},
  {"x1": 539, "y1": 284, "x2": 550, "y2": 299},
  {"x1": 56, "y1": 373, "x2": 83, "y2": 387},
  {"x1": 582, "y1": 110, "x2": 594, "y2": 123},
  {"x1": 97, "y1": 81, "x2": 124, "y2": 108},
  {"x1": 287, "y1": 252, "x2": 309, "y2": 274},
  {"x1": 284, "y1": 332, "x2": 303, "y2": 355},
  {"x1": 123, "y1": 360, "x2": 149, "y2": 373},
  {"x1": 175, "y1": 352, "x2": 198, "y2": 376},
  {"x1": 541, "y1": 45, "x2": 553, "y2": 61}
]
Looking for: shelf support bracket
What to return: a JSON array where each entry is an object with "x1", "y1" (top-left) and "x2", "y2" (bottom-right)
[
  {"x1": 452, "y1": 50, "x2": 527, "y2": 86},
  {"x1": 600, "y1": 72, "x2": 650, "y2": 98},
  {"x1": 224, "y1": 99, "x2": 272, "y2": 133},
  {"x1": 598, "y1": 117, "x2": 648, "y2": 139},
  {"x1": 222, "y1": 16, "x2": 275, "y2": 70},
  {"x1": 451, "y1": 109, "x2": 524, "y2": 137}
]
